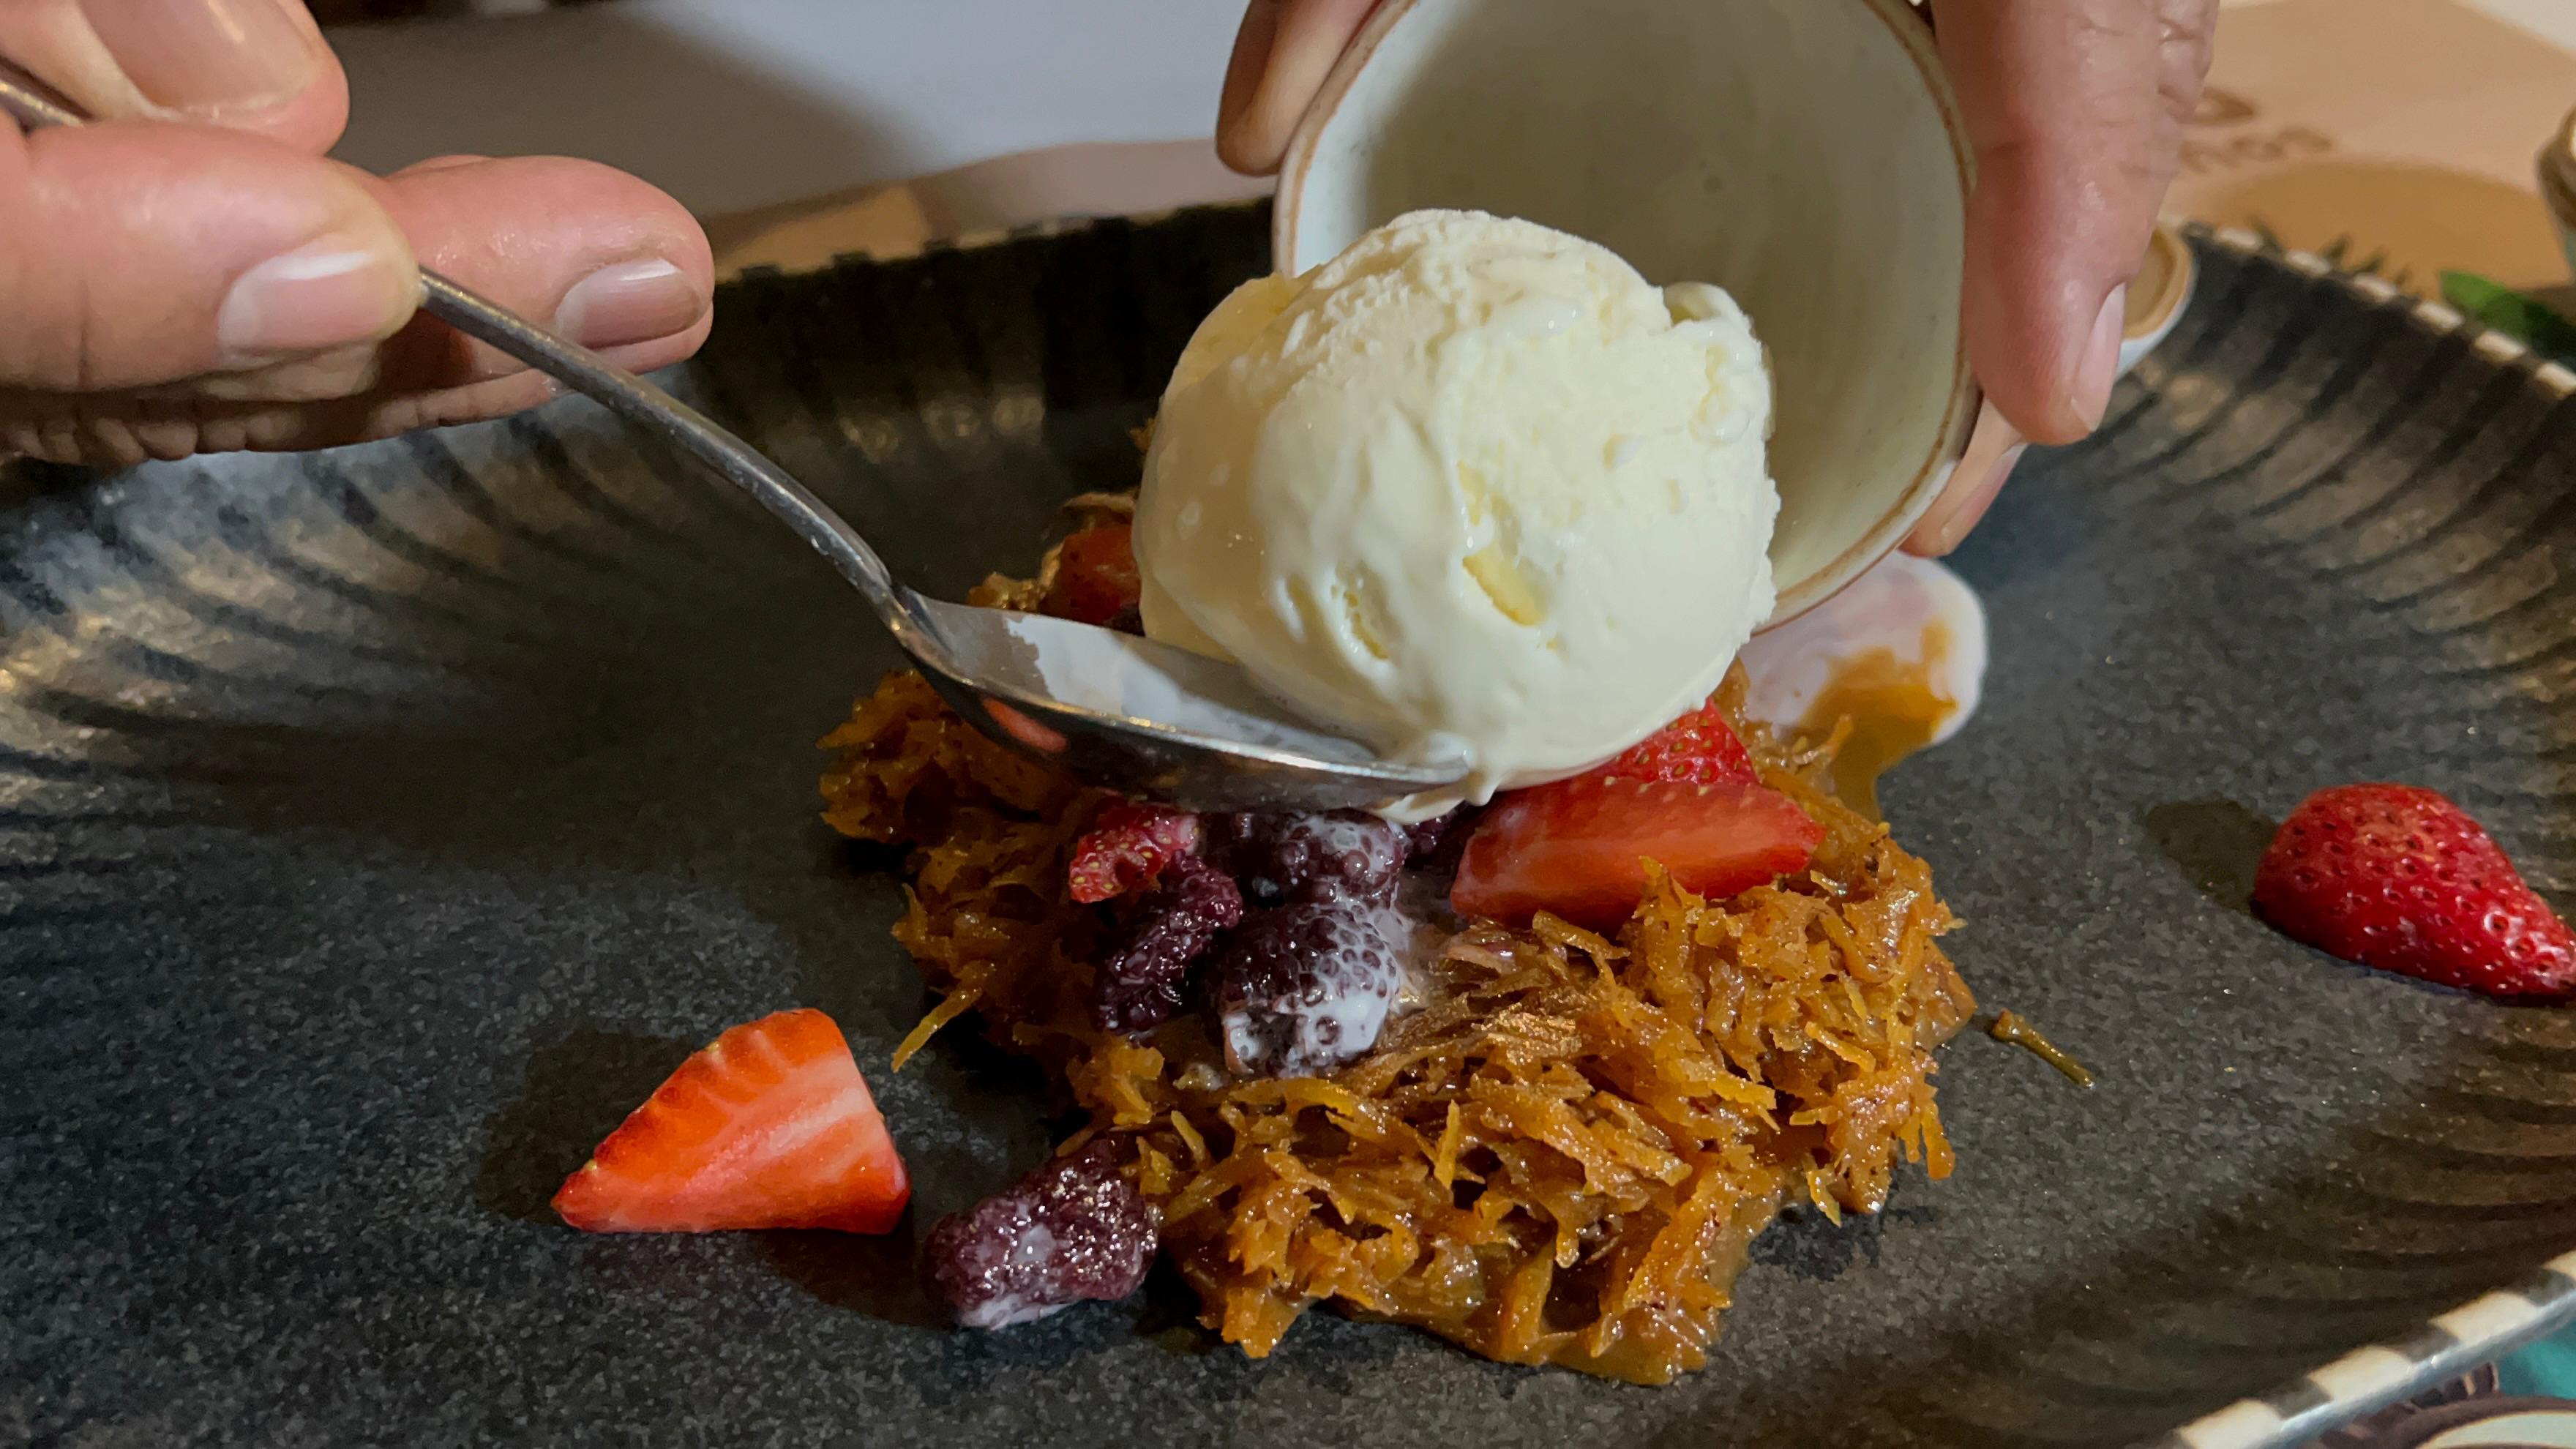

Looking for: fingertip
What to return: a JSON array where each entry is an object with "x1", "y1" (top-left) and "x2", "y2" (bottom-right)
[
  {"x1": 1217, "y1": 2, "x2": 1284, "y2": 173},
  {"x1": 1214, "y1": 0, "x2": 1379, "y2": 176},
  {"x1": 1940, "y1": 0, "x2": 2167, "y2": 445},
  {"x1": 376, "y1": 154, "x2": 714, "y2": 299},
  {"x1": 244, "y1": 45, "x2": 350, "y2": 155},
  {"x1": 553, "y1": 258, "x2": 708, "y2": 353},
  {"x1": 1215, "y1": 95, "x2": 1291, "y2": 176},
  {"x1": 594, "y1": 305, "x2": 716, "y2": 377},
  {"x1": 367, "y1": 154, "x2": 712, "y2": 389},
  {"x1": 1961, "y1": 220, "x2": 2133, "y2": 445},
  {"x1": 1959, "y1": 201, "x2": 2097, "y2": 446},
  {"x1": 213, "y1": 226, "x2": 419, "y2": 367},
  {"x1": 2070, "y1": 285, "x2": 2126, "y2": 430},
  {"x1": 68, "y1": 0, "x2": 353, "y2": 152},
  {"x1": 1953, "y1": 128, "x2": 2113, "y2": 443},
  {"x1": 3, "y1": 121, "x2": 417, "y2": 391},
  {"x1": 218, "y1": 163, "x2": 421, "y2": 368},
  {"x1": 1214, "y1": 121, "x2": 1281, "y2": 179}
]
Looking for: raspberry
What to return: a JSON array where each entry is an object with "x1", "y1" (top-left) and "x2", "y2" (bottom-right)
[
  {"x1": 1067, "y1": 803, "x2": 1200, "y2": 905},
  {"x1": 1208, "y1": 810, "x2": 1409, "y2": 906},
  {"x1": 1093, "y1": 855, "x2": 1243, "y2": 1033},
  {"x1": 925, "y1": 1137, "x2": 1158, "y2": 1331},
  {"x1": 1208, "y1": 897, "x2": 1405, "y2": 1077}
]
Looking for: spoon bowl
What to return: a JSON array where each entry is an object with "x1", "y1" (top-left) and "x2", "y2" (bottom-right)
[{"x1": 912, "y1": 602, "x2": 1470, "y2": 810}]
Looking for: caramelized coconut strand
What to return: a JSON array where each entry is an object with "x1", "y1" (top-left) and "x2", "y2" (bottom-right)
[
  {"x1": 979, "y1": 491, "x2": 1141, "y2": 613},
  {"x1": 1061, "y1": 490, "x2": 1138, "y2": 521},
  {"x1": 1988, "y1": 1009, "x2": 2094, "y2": 1087},
  {"x1": 821, "y1": 656, "x2": 1972, "y2": 1384}
]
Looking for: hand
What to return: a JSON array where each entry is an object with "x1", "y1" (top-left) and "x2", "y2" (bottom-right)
[
  {"x1": 1213, "y1": 0, "x2": 2220, "y2": 555},
  {"x1": 1, "y1": 0, "x2": 714, "y2": 468}
]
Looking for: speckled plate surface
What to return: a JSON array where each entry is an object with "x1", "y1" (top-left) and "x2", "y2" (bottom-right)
[{"x1": 7, "y1": 206, "x2": 2576, "y2": 1449}]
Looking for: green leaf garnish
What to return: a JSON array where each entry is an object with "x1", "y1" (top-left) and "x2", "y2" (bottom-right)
[{"x1": 2440, "y1": 272, "x2": 2576, "y2": 360}]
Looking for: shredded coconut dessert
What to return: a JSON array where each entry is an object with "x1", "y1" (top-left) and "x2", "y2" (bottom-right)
[{"x1": 817, "y1": 512, "x2": 1972, "y2": 1382}]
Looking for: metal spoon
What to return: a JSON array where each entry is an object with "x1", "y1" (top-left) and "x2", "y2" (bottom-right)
[{"x1": 0, "y1": 67, "x2": 1467, "y2": 813}]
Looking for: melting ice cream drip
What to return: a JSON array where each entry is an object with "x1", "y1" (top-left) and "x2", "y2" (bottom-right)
[{"x1": 1737, "y1": 553, "x2": 1988, "y2": 818}]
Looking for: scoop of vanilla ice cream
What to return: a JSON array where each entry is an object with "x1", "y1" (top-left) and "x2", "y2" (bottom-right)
[{"x1": 1134, "y1": 209, "x2": 1778, "y2": 817}]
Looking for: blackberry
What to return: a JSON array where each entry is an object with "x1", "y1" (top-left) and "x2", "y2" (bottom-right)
[
  {"x1": 1093, "y1": 855, "x2": 1243, "y2": 1034},
  {"x1": 1401, "y1": 806, "x2": 1475, "y2": 872},
  {"x1": 1208, "y1": 896, "x2": 1404, "y2": 1077},
  {"x1": 1208, "y1": 810, "x2": 1409, "y2": 905},
  {"x1": 925, "y1": 1137, "x2": 1159, "y2": 1331}
]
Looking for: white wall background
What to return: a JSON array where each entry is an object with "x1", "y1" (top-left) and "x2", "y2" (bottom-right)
[
  {"x1": 330, "y1": 0, "x2": 2576, "y2": 220},
  {"x1": 331, "y1": 1, "x2": 1246, "y2": 217}
]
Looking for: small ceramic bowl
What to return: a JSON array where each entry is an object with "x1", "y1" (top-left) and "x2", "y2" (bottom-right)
[
  {"x1": 1273, "y1": 0, "x2": 2201, "y2": 626},
  {"x1": 2125, "y1": 223, "x2": 2194, "y2": 375},
  {"x1": 1274, "y1": 0, "x2": 1979, "y2": 625}
]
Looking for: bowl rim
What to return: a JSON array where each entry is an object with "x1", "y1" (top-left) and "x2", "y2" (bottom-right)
[{"x1": 1268, "y1": 0, "x2": 1984, "y2": 628}]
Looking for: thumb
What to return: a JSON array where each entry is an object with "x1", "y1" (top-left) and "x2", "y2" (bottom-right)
[
  {"x1": 0, "y1": 118, "x2": 416, "y2": 393},
  {"x1": 1936, "y1": 0, "x2": 2170, "y2": 445},
  {"x1": 1216, "y1": 0, "x2": 1381, "y2": 175}
]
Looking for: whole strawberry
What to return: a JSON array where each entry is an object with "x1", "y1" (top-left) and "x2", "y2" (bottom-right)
[{"x1": 2252, "y1": 783, "x2": 2576, "y2": 1000}]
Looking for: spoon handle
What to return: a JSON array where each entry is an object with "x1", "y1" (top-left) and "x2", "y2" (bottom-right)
[
  {"x1": 413, "y1": 274, "x2": 913, "y2": 621},
  {"x1": 0, "y1": 62, "x2": 921, "y2": 633}
]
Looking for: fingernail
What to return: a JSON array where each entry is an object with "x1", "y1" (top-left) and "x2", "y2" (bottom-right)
[
  {"x1": 1907, "y1": 443, "x2": 2026, "y2": 558},
  {"x1": 89, "y1": 0, "x2": 323, "y2": 113},
  {"x1": 216, "y1": 237, "x2": 413, "y2": 364},
  {"x1": 553, "y1": 259, "x2": 705, "y2": 349},
  {"x1": 2071, "y1": 285, "x2": 2127, "y2": 430}
]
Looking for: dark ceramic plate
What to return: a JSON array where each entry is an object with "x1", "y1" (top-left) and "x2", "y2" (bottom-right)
[{"x1": 8, "y1": 207, "x2": 2576, "y2": 1449}]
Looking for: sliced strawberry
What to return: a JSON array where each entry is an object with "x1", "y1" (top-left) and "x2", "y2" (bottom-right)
[
  {"x1": 1582, "y1": 697, "x2": 1759, "y2": 788},
  {"x1": 1067, "y1": 802, "x2": 1201, "y2": 905},
  {"x1": 2253, "y1": 783, "x2": 2576, "y2": 1000},
  {"x1": 553, "y1": 1008, "x2": 909, "y2": 1234},
  {"x1": 1452, "y1": 778, "x2": 1824, "y2": 929},
  {"x1": 1442, "y1": 699, "x2": 1776, "y2": 926},
  {"x1": 1044, "y1": 523, "x2": 1142, "y2": 629}
]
